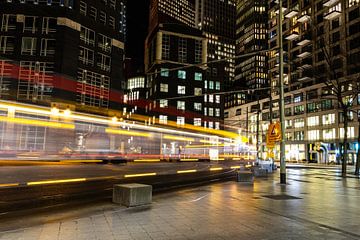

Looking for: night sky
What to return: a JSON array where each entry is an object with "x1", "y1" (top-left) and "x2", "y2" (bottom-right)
[{"x1": 125, "y1": 0, "x2": 150, "y2": 73}]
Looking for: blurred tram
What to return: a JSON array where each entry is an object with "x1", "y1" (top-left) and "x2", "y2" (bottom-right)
[{"x1": 0, "y1": 101, "x2": 253, "y2": 162}]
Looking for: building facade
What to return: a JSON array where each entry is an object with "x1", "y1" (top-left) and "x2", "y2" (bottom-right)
[
  {"x1": 0, "y1": 0, "x2": 126, "y2": 113},
  {"x1": 195, "y1": 0, "x2": 237, "y2": 108},
  {"x1": 230, "y1": 0, "x2": 268, "y2": 107},
  {"x1": 225, "y1": 83, "x2": 360, "y2": 164},
  {"x1": 268, "y1": 0, "x2": 359, "y2": 95},
  {"x1": 145, "y1": 23, "x2": 223, "y2": 129}
]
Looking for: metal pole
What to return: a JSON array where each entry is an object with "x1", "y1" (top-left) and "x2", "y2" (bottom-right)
[
  {"x1": 278, "y1": 0, "x2": 286, "y2": 184},
  {"x1": 256, "y1": 97, "x2": 260, "y2": 160}
]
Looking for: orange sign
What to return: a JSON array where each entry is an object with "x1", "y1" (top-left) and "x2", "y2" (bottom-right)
[{"x1": 266, "y1": 122, "x2": 282, "y2": 148}]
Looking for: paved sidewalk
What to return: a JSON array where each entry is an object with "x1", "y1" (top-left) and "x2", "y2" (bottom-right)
[{"x1": 0, "y1": 168, "x2": 360, "y2": 240}]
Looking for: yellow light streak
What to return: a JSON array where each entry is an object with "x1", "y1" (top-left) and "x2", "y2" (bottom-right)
[
  {"x1": 27, "y1": 178, "x2": 86, "y2": 186},
  {"x1": 134, "y1": 159, "x2": 161, "y2": 162},
  {"x1": 180, "y1": 159, "x2": 199, "y2": 162},
  {"x1": 232, "y1": 158, "x2": 241, "y2": 160},
  {"x1": 177, "y1": 170, "x2": 197, "y2": 174},
  {"x1": 0, "y1": 183, "x2": 19, "y2": 188},
  {"x1": 124, "y1": 173, "x2": 157, "y2": 178},
  {"x1": 200, "y1": 139, "x2": 220, "y2": 144},
  {"x1": 105, "y1": 128, "x2": 151, "y2": 137},
  {"x1": 245, "y1": 164, "x2": 253, "y2": 168},
  {"x1": 0, "y1": 116, "x2": 75, "y2": 129},
  {"x1": 210, "y1": 158, "x2": 225, "y2": 161},
  {"x1": 185, "y1": 144, "x2": 226, "y2": 148},
  {"x1": 210, "y1": 167, "x2": 223, "y2": 171},
  {"x1": 231, "y1": 166, "x2": 241, "y2": 169},
  {"x1": 60, "y1": 160, "x2": 103, "y2": 163},
  {"x1": 163, "y1": 135, "x2": 195, "y2": 142}
]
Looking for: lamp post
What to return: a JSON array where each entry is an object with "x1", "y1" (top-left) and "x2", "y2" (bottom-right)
[{"x1": 278, "y1": 0, "x2": 287, "y2": 184}]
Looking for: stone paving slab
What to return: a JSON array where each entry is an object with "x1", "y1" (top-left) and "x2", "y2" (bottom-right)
[{"x1": 0, "y1": 169, "x2": 360, "y2": 240}]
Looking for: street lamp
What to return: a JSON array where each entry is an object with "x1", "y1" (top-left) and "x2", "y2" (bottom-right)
[{"x1": 278, "y1": 0, "x2": 287, "y2": 184}]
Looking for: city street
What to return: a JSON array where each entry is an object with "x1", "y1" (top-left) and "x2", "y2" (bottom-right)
[{"x1": 0, "y1": 168, "x2": 359, "y2": 239}]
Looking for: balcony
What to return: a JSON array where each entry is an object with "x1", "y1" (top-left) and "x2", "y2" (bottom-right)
[
  {"x1": 323, "y1": 0, "x2": 338, "y2": 7},
  {"x1": 297, "y1": 14, "x2": 310, "y2": 23},
  {"x1": 297, "y1": 64, "x2": 312, "y2": 71},
  {"x1": 298, "y1": 76, "x2": 312, "y2": 82},
  {"x1": 324, "y1": 10, "x2": 341, "y2": 20},
  {"x1": 297, "y1": 51, "x2": 311, "y2": 58},
  {"x1": 297, "y1": 38, "x2": 311, "y2": 46},
  {"x1": 285, "y1": 31, "x2": 299, "y2": 40},
  {"x1": 275, "y1": 7, "x2": 287, "y2": 15},
  {"x1": 285, "y1": 10, "x2": 299, "y2": 18}
]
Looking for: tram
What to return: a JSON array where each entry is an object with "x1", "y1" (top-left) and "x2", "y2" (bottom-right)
[{"x1": 0, "y1": 100, "x2": 252, "y2": 162}]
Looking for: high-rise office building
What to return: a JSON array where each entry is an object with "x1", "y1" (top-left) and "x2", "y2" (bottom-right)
[
  {"x1": 230, "y1": 0, "x2": 268, "y2": 108},
  {"x1": 0, "y1": 0, "x2": 126, "y2": 112},
  {"x1": 146, "y1": 0, "x2": 226, "y2": 129},
  {"x1": 225, "y1": 0, "x2": 360, "y2": 163},
  {"x1": 149, "y1": 0, "x2": 196, "y2": 33},
  {"x1": 145, "y1": 23, "x2": 223, "y2": 129},
  {"x1": 195, "y1": 0, "x2": 236, "y2": 109},
  {"x1": 268, "y1": 0, "x2": 359, "y2": 95}
]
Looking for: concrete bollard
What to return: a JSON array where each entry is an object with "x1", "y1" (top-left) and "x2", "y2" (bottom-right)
[
  {"x1": 253, "y1": 168, "x2": 268, "y2": 177},
  {"x1": 236, "y1": 171, "x2": 254, "y2": 183},
  {"x1": 113, "y1": 183, "x2": 152, "y2": 207}
]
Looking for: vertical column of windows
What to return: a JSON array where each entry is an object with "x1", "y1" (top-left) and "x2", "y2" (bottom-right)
[{"x1": 162, "y1": 34, "x2": 170, "y2": 60}]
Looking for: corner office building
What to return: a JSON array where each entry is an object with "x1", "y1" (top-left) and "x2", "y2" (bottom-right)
[
  {"x1": 145, "y1": 23, "x2": 224, "y2": 129},
  {"x1": 0, "y1": 0, "x2": 126, "y2": 112}
]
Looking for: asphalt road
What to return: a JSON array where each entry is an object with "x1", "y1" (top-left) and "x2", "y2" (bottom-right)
[
  {"x1": 0, "y1": 161, "x2": 244, "y2": 214},
  {"x1": 0, "y1": 161, "x2": 244, "y2": 184}
]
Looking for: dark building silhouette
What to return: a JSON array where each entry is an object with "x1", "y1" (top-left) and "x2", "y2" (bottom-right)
[{"x1": 0, "y1": 0, "x2": 126, "y2": 113}]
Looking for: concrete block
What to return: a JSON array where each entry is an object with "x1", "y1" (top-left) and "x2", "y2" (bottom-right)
[
  {"x1": 236, "y1": 171, "x2": 254, "y2": 183},
  {"x1": 254, "y1": 168, "x2": 268, "y2": 177},
  {"x1": 113, "y1": 183, "x2": 152, "y2": 207}
]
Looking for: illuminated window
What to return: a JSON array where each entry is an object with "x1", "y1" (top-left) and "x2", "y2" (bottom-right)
[
  {"x1": 177, "y1": 116, "x2": 185, "y2": 126},
  {"x1": 308, "y1": 130, "x2": 320, "y2": 140},
  {"x1": 294, "y1": 131, "x2": 304, "y2": 140},
  {"x1": 340, "y1": 127, "x2": 355, "y2": 139},
  {"x1": 160, "y1": 68, "x2": 169, "y2": 77},
  {"x1": 159, "y1": 115, "x2": 168, "y2": 124},
  {"x1": 215, "y1": 122, "x2": 220, "y2": 130},
  {"x1": 215, "y1": 81, "x2": 220, "y2": 90},
  {"x1": 194, "y1": 72, "x2": 202, "y2": 81},
  {"x1": 160, "y1": 99, "x2": 168, "y2": 108},
  {"x1": 194, "y1": 88, "x2": 202, "y2": 96},
  {"x1": 178, "y1": 85, "x2": 186, "y2": 94},
  {"x1": 194, "y1": 102, "x2": 202, "y2": 111},
  {"x1": 209, "y1": 108, "x2": 214, "y2": 116},
  {"x1": 307, "y1": 116, "x2": 319, "y2": 127},
  {"x1": 323, "y1": 129, "x2": 336, "y2": 139},
  {"x1": 215, "y1": 108, "x2": 220, "y2": 117},
  {"x1": 215, "y1": 95, "x2": 221, "y2": 103},
  {"x1": 209, "y1": 81, "x2": 214, "y2": 89},
  {"x1": 294, "y1": 118, "x2": 304, "y2": 128},
  {"x1": 209, "y1": 95, "x2": 214, "y2": 103},
  {"x1": 160, "y1": 83, "x2": 168, "y2": 92},
  {"x1": 178, "y1": 70, "x2": 186, "y2": 79},
  {"x1": 322, "y1": 113, "x2": 335, "y2": 125},
  {"x1": 177, "y1": 101, "x2": 185, "y2": 110},
  {"x1": 194, "y1": 118, "x2": 201, "y2": 126}
]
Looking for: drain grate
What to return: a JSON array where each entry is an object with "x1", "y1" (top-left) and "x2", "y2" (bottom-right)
[{"x1": 262, "y1": 194, "x2": 302, "y2": 200}]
